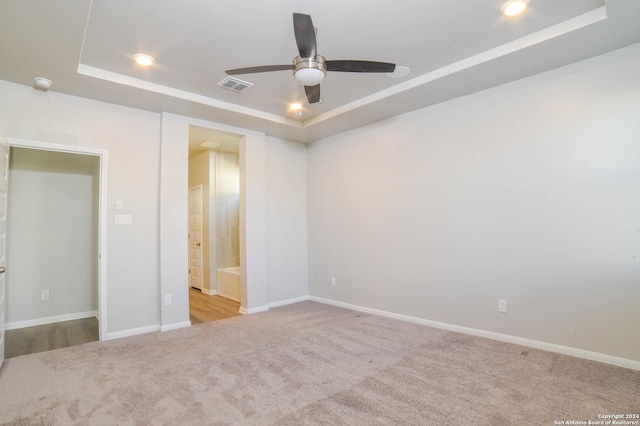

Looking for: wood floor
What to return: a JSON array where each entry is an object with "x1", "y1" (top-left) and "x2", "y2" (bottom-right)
[
  {"x1": 5, "y1": 317, "x2": 99, "y2": 359},
  {"x1": 189, "y1": 287, "x2": 241, "y2": 324},
  {"x1": 4, "y1": 290, "x2": 239, "y2": 359}
]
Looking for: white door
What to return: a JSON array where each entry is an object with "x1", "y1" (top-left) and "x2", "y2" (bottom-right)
[
  {"x1": 188, "y1": 186, "x2": 203, "y2": 290},
  {"x1": 0, "y1": 132, "x2": 9, "y2": 367}
]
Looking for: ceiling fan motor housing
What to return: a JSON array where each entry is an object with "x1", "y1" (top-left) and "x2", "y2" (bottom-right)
[{"x1": 293, "y1": 55, "x2": 326, "y2": 85}]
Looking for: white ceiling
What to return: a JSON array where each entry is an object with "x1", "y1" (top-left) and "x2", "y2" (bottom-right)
[{"x1": 1, "y1": 0, "x2": 639, "y2": 143}]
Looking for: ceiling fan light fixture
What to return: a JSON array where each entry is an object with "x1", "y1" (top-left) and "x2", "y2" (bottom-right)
[
  {"x1": 501, "y1": 0, "x2": 529, "y2": 17},
  {"x1": 293, "y1": 55, "x2": 326, "y2": 85}
]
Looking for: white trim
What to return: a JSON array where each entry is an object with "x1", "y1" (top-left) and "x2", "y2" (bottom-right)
[
  {"x1": 105, "y1": 324, "x2": 160, "y2": 340},
  {"x1": 217, "y1": 292, "x2": 240, "y2": 303},
  {"x1": 159, "y1": 113, "x2": 268, "y2": 323},
  {"x1": 239, "y1": 305, "x2": 269, "y2": 315},
  {"x1": 77, "y1": 8, "x2": 606, "y2": 131},
  {"x1": 4, "y1": 311, "x2": 97, "y2": 331},
  {"x1": 7, "y1": 138, "x2": 100, "y2": 155},
  {"x1": 302, "y1": 7, "x2": 608, "y2": 128},
  {"x1": 160, "y1": 321, "x2": 191, "y2": 332},
  {"x1": 201, "y1": 288, "x2": 217, "y2": 296},
  {"x1": 268, "y1": 295, "x2": 310, "y2": 308},
  {"x1": 78, "y1": 64, "x2": 301, "y2": 128},
  {"x1": 309, "y1": 296, "x2": 640, "y2": 372},
  {"x1": 7, "y1": 138, "x2": 109, "y2": 342}
]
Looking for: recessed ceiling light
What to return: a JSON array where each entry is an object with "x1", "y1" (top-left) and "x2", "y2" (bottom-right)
[
  {"x1": 290, "y1": 102, "x2": 303, "y2": 111},
  {"x1": 134, "y1": 53, "x2": 155, "y2": 67},
  {"x1": 501, "y1": 0, "x2": 529, "y2": 17},
  {"x1": 199, "y1": 141, "x2": 220, "y2": 149}
]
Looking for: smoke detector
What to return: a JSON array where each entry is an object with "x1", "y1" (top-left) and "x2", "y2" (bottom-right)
[{"x1": 34, "y1": 77, "x2": 53, "y2": 91}]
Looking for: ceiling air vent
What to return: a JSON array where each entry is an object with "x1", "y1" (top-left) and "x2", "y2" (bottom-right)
[{"x1": 217, "y1": 76, "x2": 254, "y2": 93}]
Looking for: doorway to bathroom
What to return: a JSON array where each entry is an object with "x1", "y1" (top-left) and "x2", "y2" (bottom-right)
[{"x1": 187, "y1": 125, "x2": 242, "y2": 324}]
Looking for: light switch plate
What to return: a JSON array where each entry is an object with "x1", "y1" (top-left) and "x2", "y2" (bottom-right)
[
  {"x1": 116, "y1": 199, "x2": 124, "y2": 210},
  {"x1": 115, "y1": 214, "x2": 132, "y2": 226}
]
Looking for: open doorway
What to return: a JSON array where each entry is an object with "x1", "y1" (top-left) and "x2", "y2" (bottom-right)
[
  {"x1": 160, "y1": 113, "x2": 267, "y2": 329},
  {"x1": 187, "y1": 125, "x2": 242, "y2": 324},
  {"x1": 4, "y1": 145, "x2": 105, "y2": 357}
]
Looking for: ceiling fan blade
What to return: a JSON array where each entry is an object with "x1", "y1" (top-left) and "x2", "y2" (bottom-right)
[
  {"x1": 326, "y1": 60, "x2": 396, "y2": 73},
  {"x1": 226, "y1": 65, "x2": 293, "y2": 75},
  {"x1": 304, "y1": 84, "x2": 321, "y2": 104},
  {"x1": 293, "y1": 13, "x2": 317, "y2": 58}
]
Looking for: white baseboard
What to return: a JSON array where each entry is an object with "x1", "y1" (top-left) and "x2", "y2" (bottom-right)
[
  {"x1": 201, "y1": 288, "x2": 217, "y2": 296},
  {"x1": 309, "y1": 296, "x2": 640, "y2": 372},
  {"x1": 105, "y1": 324, "x2": 160, "y2": 340},
  {"x1": 237, "y1": 295, "x2": 311, "y2": 315},
  {"x1": 239, "y1": 305, "x2": 269, "y2": 315},
  {"x1": 161, "y1": 321, "x2": 191, "y2": 332},
  {"x1": 218, "y1": 292, "x2": 240, "y2": 303},
  {"x1": 268, "y1": 295, "x2": 310, "y2": 308},
  {"x1": 5, "y1": 310, "x2": 97, "y2": 331}
]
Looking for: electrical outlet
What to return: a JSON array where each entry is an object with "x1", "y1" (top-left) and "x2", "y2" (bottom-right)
[
  {"x1": 164, "y1": 294, "x2": 172, "y2": 306},
  {"x1": 330, "y1": 276, "x2": 336, "y2": 287},
  {"x1": 498, "y1": 299, "x2": 507, "y2": 313},
  {"x1": 41, "y1": 290, "x2": 50, "y2": 301}
]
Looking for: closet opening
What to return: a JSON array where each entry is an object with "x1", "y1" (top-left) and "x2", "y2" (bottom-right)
[{"x1": 3, "y1": 139, "x2": 108, "y2": 359}]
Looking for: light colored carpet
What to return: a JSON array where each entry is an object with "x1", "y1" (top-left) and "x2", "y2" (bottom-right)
[{"x1": 0, "y1": 301, "x2": 638, "y2": 425}]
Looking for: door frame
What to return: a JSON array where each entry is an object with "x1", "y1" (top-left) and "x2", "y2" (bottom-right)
[
  {"x1": 188, "y1": 184, "x2": 204, "y2": 290},
  {"x1": 7, "y1": 138, "x2": 108, "y2": 341},
  {"x1": 160, "y1": 113, "x2": 268, "y2": 330}
]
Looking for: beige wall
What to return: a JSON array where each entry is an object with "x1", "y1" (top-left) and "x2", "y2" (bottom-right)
[
  {"x1": 307, "y1": 43, "x2": 640, "y2": 363},
  {"x1": 266, "y1": 137, "x2": 309, "y2": 304},
  {"x1": 0, "y1": 80, "x2": 310, "y2": 336},
  {"x1": 214, "y1": 152, "x2": 240, "y2": 270},
  {"x1": 7, "y1": 148, "x2": 99, "y2": 325},
  {"x1": 0, "y1": 81, "x2": 161, "y2": 335}
]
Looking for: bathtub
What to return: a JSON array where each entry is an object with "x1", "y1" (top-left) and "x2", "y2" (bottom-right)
[{"x1": 217, "y1": 266, "x2": 240, "y2": 302}]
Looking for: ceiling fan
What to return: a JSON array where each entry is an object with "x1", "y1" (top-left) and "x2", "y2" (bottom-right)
[{"x1": 225, "y1": 13, "x2": 396, "y2": 104}]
